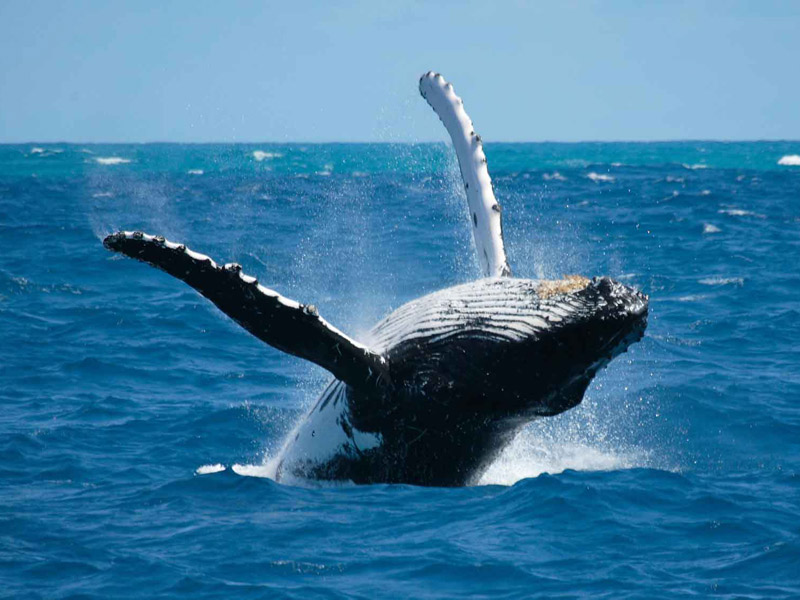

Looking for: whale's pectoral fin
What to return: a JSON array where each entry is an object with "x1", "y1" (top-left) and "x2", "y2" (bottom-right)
[
  {"x1": 103, "y1": 231, "x2": 390, "y2": 391},
  {"x1": 419, "y1": 71, "x2": 512, "y2": 278}
]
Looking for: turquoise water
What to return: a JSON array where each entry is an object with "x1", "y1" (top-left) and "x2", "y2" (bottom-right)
[{"x1": 1, "y1": 142, "x2": 799, "y2": 597}]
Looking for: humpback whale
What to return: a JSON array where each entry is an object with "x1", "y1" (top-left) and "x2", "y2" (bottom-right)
[{"x1": 103, "y1": 72, "x2": 648, "y2": 486}]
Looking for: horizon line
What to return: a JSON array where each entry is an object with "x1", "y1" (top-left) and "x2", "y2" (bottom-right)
[{"x1": 2, "y1": 138, "x2": 800, "y2": 146}]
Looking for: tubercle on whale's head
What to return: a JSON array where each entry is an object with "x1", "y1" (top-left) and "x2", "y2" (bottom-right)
[
  {"x1": 501, "y1": 275, "x2": 649, "y2": 418},
  {"x1": 564, "y1": 275, "x2": 649, "y2": 357}
]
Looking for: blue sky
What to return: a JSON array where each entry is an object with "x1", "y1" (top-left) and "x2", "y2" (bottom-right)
[{"x1": 1, "y1": 1, "x2": 798, "y2": 142}]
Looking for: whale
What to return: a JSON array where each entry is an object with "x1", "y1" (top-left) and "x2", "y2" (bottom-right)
[{"x1": 102, "y1": 72, "x2": 648, "y2": 486}]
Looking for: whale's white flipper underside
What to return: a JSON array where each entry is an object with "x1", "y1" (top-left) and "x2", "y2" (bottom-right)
[
  {"x1": 419, "y1": 71, "x2": 512, "y2": 278},
  {"x1": 103, "y1": 231, "x2": 389, "y2": 390}
]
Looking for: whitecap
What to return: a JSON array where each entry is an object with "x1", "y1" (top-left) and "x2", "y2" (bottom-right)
[
  {"x1": 718, "y1": 208, "x2": 765, "y2": 218},
  {"x1": 587, "y1": 172, "x2": 615, "y2": 182},
  {"x1": 698, "y1": 277, "x2": 744, "y2": 286},
  {"x1": 701, "y1": 190, "x2": 711, "y2": 196},
  {"x1": 30, "y1": 147, "x2": 45, "y2": 154},
  {"x1": 682, "y1": 163, "x2": 707, "y2": 170},
  {"x1": 95, "y1": 157, "x2": 131, "y2": 165},
  {"x1": 676, "y1": 294, "x2": 708, "y2": 303},
  {"x1": 91, "y1": 192, "x2": 114, "y2": 198},
  {"x1": 252, "y1": 150, "x2": 282, "y2": 161},
  {"x1": 703, "y1": 223, "x2": 721, "y2": 234},
  {"x1": 232, "y1": 463, "x2": 274, "y2": 478},
  {"x1": 542, "y1": 171, "x2": 566, "y2": 181},
  {"x1": 187, "y1": 169, "x2": 204, "y2": 175},
  {"x1": 196, "y1": 464, "x2": 226, "y2": 475},
  {"x1": 777, "y1": 154, "x2": 800, "y2": 166}
]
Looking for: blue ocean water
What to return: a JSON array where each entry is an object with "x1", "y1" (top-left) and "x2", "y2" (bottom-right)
[{"x1": 1, "y1": 142, "x2": 799, "y2": 598}]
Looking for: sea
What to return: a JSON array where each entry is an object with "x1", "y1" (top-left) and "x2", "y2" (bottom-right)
[{"x1": 1, "y1": 142, "x2": 799, "y2": 598}]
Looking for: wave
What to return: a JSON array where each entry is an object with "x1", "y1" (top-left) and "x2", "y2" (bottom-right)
[
  {"x1": 94, "y1": 157, "x2": 131, "y2": 165},
  {"x1": 187, "y1": 169, "x2": 204, "y2": 175},
  {"x1": 703, "y1": 223, "x2": 721, "y2": 234},
  {"x1": 196, "y1": 464, "x2": 226, "y2": 475},
  {"x1": 252, "y1": 150, "x2": 282, "y2": 161},
  {"x1": 587, "y1": 172, "x2": 615, "y2": 182},
  {"x1": 29, "y1": 147, "x2": 63, "y2": 157},
  {"x1": 542, "y1": 172, "x2": 566, "y2": 181},
  {"x1": 718, "y1": 208, "x2": 765, "y2": 218},
  {"x1": 698, "y1": 277, "x2": 744, "y2": 287},
  {"x1": 777, "y1": 154, "x2": 800, "y2": 166},
  {"x1": 682, "y1": 163, "x2": 708, "y2": 170}
]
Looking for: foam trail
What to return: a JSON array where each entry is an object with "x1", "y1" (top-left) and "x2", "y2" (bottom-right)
[
  {"x1": 252, "y1": 150, "x2": 281, "y2": 162},
  {"x1": 95, "y1": 157, "x2": 131, "y2": 165},
  {"x1": 587, "y1": 172, "x2": 615, "y2": 182},
  {"x1": 196, "y1": 464, "x2": 226, "y2": 475}
]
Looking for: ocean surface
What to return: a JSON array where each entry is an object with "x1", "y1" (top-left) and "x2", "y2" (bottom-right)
[{"x1": 1, "y1": 142, "x2": 799, "y2": 598}]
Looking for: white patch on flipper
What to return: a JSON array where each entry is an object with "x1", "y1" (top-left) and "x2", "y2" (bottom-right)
[{"x1": 419, "y1": 71, "x2": 511, "y2": 278}]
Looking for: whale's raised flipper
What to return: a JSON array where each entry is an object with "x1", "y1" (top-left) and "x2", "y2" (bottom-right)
[
  {"x1": 419, "y1": 71, "x2": 511, "y2": 278},
  {"x1": 103, "y1": 231, "x2": 390, "y2": 390}
]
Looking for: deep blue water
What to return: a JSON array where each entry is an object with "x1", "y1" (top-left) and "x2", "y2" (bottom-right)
[{"x1": 2, "y1": 142, "x2": 799, "y2": 598}]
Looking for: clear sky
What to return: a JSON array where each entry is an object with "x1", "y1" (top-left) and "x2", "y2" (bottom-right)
[{"x1": 1, "y1": 1, "x2": 798, "y2": 143}]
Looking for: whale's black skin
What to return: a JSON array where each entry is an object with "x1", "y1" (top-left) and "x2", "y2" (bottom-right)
[
  {"x1": 103, "y1": 231, "x2": 647, "y2": 486},
  {"x1": 275, "y1": 276, "x2": 647, "y2": 486}
]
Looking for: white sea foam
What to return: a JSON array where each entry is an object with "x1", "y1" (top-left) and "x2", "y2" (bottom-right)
[
  {"x1": 698, "y1": 277, "x2": 744, "y2": 286},
  {"x1": 232, "y1": 463, "x2": 275, "y2": 478},
  {"x1": 196, "y1": 464, "x2": 226, "y2": 475},
  {"x1": 95, "y1": 157, "x2": 131, "y2": 165},
  {"x1": 701, "y1": 190, "x2": 711, "y2": 196},
  {"x1": 587, "y1": 172, "x2": 615, "y2": 182},
  {"x1": 477, "y1": 431, "x2": 642, "y2": 486},
  {"x1": 91, "y1": 192, "x2": 114, "y2": 198},
  {"x1": 777, "y1": 154, "x2": 800, "y2": 166},
  {"x1": 682, "y1": 163, "x2": 708, "y2": 170},
  {"x1": 30, "y1": 147, "x2": 63, "y2": 156},
  {"x1": 718, "y1": 208, "x2": 765, "y2": 218},
  {"x1": 252, "y1": 150, "x2": 282, "y2": 161},
  {"x1": 542, "y1": 171, "x2": 566, "y2": 181},
  {"x1": 703, "y1": 223, "x2": 721, "y2": 234},
  {"x1": 187, "y1": 169, "x2": 204, "y2": 175}
]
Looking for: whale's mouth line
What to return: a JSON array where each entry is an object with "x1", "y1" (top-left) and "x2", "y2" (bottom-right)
[{"x1": 598, "y1": 311, "x2": 648, "y2": 367}]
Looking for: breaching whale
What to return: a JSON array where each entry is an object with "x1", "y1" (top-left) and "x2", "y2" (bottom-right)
[{"x1": 103, "y1": 72, "x2": 648, "y2": 486}]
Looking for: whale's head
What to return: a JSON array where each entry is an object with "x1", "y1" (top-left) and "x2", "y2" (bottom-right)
[{"x1": 506, "y1": 275, "x2": 648, "y2": 418}]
